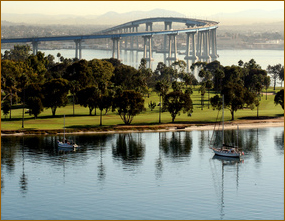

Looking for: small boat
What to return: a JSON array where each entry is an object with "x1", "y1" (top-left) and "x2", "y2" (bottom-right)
[
  {"x1": 57, "y1": 115, "x2": 79, "y2": 151},
  {"x1": 211, "y1": 145, "x2": 243, "y2": 158},
  {"x1": 210, "y1": 95, "x2": 244, "y2": 158}
]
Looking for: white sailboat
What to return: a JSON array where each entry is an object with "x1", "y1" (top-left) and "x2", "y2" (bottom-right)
[
  {"x1": 57, "y1": 115, "x2": 78, "y2": 150},
  {"x1": 210, "y1": 95, "x2": 244, "y2": 158}
]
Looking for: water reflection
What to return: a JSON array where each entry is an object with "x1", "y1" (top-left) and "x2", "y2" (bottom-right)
[
  {"x1": 211, "y1": 155, "x2": 243, "y2": 220},
  {"x1": 212, "y1": 128, "x2": 263, "y2": 163},
  {"x1": 98, "y1": 146, "x2": 106, "y2": 182},
  {"x1": 1, "y1": 127, "x2": 283, "y2": 219},
  {"x1": 112, "y1": 133, "x2": 145, "y2": 166},
  {"x1": 159, "y1": 132, "x2": 192, "y2": 159},
  {"x1": 19, "y1": 139, "x2": 28, "y2": 196},
  {"x1": 274, "y1": 129, "x2": 284, "y2": 151}
]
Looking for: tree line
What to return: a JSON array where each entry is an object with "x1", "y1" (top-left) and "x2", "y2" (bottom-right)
[{"x1": 1, "y1": 45, "x2": 284, "y2": 125}]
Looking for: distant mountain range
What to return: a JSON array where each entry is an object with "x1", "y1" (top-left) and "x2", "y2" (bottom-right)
[{"x1": 1, "y1": 8, "x2": 283, "y2": 26}]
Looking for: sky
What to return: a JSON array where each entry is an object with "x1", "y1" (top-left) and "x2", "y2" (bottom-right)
[{"x1": 1, "y1": 1, "x2": 284, "y2": 17}]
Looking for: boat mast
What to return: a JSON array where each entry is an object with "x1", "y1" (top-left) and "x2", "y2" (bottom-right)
[
  {"x1": 237, "y1": 125, "x2": 239, "y2": 148},
  {"x1": 63, "y1": 115, "x2": 65, "y2": 142},
  {"x1": 222, "y1": 95, "x2": 224, "y2": 146}
]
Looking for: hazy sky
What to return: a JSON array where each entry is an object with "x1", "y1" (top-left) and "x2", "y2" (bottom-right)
[{"x1": 1, "y1": 1, "x2": 284, "y2": 17}]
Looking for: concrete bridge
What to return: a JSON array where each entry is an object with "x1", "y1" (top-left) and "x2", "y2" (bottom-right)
[{"x1": 1, "y1": 17, "x2": 219, "y2": 70}]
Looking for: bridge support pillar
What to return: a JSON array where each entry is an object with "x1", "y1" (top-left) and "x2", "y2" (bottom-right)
[
  {"x1": 197, "y1": 31, "x2": 211, "y2": 62},
  {"x1": 210, "y1": 28, "x2": 218, "y2": 60},
  {"x1": 166, "y1": 33, "x2": 178, "y2": 66},
  {"x1": 146, "y1": 22, "x2": 153, "y2": 31},
  {"x1": 184, "y1": 32, "x2": 198, "y2": 72},
  {"x1": 32, "y1": 41, "x2": 39, "y2": 55},
  {"x1": 111, "y1": 37, "x2": 121, "y2": 60},
  {"x1": 142, "y1": 35, "x2": 154, "y2": 68},
  {"x1": 74, "y1": 39, "x2": 82, "y2": 59},
  {"x1": 164, "y1": 21, "x2": 172, "y2": 53}
]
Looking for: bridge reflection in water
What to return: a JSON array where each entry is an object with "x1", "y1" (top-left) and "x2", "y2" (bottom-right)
[{"x1": 1, "y1": 17, "x2": 219, "y2": 72}]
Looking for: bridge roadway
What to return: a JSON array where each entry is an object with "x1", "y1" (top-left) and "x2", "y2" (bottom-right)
[{"x1": 1, "y1": 17, "x2": 219, "y2": 69}]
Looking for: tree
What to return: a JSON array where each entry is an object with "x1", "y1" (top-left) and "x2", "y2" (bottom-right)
[
  {"x1": 238, "y1": 60, "x2": 244, "y2": 67},
  {"x1": 183, "y1": 73, "x2": 197, "y2": 89},
  {"x1": 212, "y1": 68, "x2": 225, "y2": 93},
  {"x1": 211, "y1": 82, "x2": 256, "y2": 120},
  {"x1": 65, "y1": 59, "x2": 93, "y2": 88},
  {"x1": 26, "y1": 52, "x2": 49, "y2": 84},
  {"x1": 112, "y1": 64, "x2": 140, "y2": 90},
  {"x1": 279, "y1": 66, "x2": 284, "y2": 87},
  {"x1": 274, "y1": 89, "x2": 284, "y2": 109},
  {"x1": 97, "y1": 90, "x2": 114, "y2": 126},
  {"x1": 69, "y1": 80, "x2": 81, "y2": 116},
  {"x1": 163, "y1": 90, "x2": 193, "y2": 123},
  {"x1": 76, "y1": 86, "x2": 100, "y2": 116},
  {"x1": 198, "y1": 84, "x2": 206, "y2": 110},
  {"x1": 267, "y1": 64, "x2": 283, "y2": 90},
  {"x1": 172, "y1": 60, "x2": 187, "y2": 81},
  {"x1": 102, "y1": 58, "x2": 122, "y2": 68},
  {"x1": 88, "y1": 59, "x2": 114, "y2": 88},
  {"x1": 57, "y1": 52, "x2": 61, "y2": 62},
  {"x1": 9, "y1": 45, "x2": 31, "y2": 62},
  {"x1": 155, "y1": 80, "x2": 169, "y2": 123},
  {"x1": 2, "y1": 100, "x2": 10, "y2": 119},
  {"x1": 138, "y1": 58, "x2": 153, "y2": 95},
  {"x1": 264, "y1": 76, "x2": 271, "y2": 100},
  {"x1": 155, "y1": 62, "x2": 175, "y2": 83},
  {"x1": 198, "y1": 69, "x2": 213, "y2": 109},
  {"x1": 148, "y1": 101, "x2": 156, "y2": 111},
  {"x1": 43, "y1": 78, "x2": 69, "y2": 116},
  {"x1": 113, "y1": 90, "x2": 145, "y2": 125},
  {"x1": 27, "y1": 97, "x2": 44, "y2": 119}
]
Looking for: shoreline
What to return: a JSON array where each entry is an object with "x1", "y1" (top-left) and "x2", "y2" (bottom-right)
[{"x1": 1, "y1": 117, "x2": 283, "y2": 136}]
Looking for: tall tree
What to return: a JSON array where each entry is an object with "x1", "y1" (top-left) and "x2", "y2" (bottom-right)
[
  {"x1": 279, "y1": 66, "x2": 284, "y2": 87},
  {"x1": 155, "y1": 80, "x2": 169, "y2": 123},
  {"x1": 211, "y1": 82, "x2": 256, "y2": 120},
  {"x1": 264, "y1": 76, "x2": 271, "y2": 100},
  {"x1": 97, "y1": 89, "x2": 114, "y2": 126},
  {"x1": 76, "y1": 86, "x2": 100, "y2": 116},
  {"x1": 26, "y1": 52, "x2": 49, "y2": 83},
  {"x1": 198, "y1": 84, "x2": 206, "y2": 110},
  {"x1": 65, "y1": 59, "x2": 93, "y2": 88},
  {"x1": 69, "y1": 80, "x2": 81, "y2": 116},
  {"x1": 9, "y1": 45, "x2": 31, "y2": 62},
  {"x1": 88, "y1": 59, "x2": 114, "y2": 87},
  {"x1": 267, "y1": 64, "x2": 283, "y2": 90},
  {"x1": 274, "y1": 89, "x2": 284, "y2": 109},
  {"x1": 42, "y1": 78, "x2": 69, "y2": 116},
  {"x1": 113, "y1": 90, "x2": 145, "y2": 125},
  {"x1": 57, "y1": 52, "x2": 61, "y2": 62},
  {"x1": 25, "y1": 83, "x2": 44, "y2": 119},
  {"x1": 163, "y1": 90, "x2": 193, "y2": 123},
  {"x1": 112, "y1": 64, "x2": 139, "y2": 90}
]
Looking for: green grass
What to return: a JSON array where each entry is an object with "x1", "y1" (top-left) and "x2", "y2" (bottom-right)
[{"x1": 1, "y1": 87, "x2": 283, "y2": 131}]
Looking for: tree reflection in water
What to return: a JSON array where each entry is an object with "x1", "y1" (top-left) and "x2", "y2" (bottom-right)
[
  {"x1": 112, "y1": 133, "x2": 145, "y2": 166},
  {"x1": 19, "y1": 136, "x2": 28, "y2": 196},
  {"x1": 274, "y1": 129, "x2": 284, "y2": 151},
  {"x1": 159, "y1": 131, "x2": 192, "y2": 159}
]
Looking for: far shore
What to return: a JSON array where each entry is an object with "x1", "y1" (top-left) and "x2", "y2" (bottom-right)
[{"x1": 1, "y1": 117, "x2": 283, "y2": 136}]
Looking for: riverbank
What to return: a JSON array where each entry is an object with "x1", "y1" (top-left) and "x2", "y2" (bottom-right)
[{"x1": 1, "y1": 116, "x2": 283, "y2": 136}]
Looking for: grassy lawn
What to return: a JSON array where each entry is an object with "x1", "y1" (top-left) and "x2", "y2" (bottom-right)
[{"x1": 1, "y1": 87, "x2": 283, "y2": 131}]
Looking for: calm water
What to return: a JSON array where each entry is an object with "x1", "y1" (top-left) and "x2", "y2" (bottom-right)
[
  {"x1": 1, "y1": 49, "x2": 284, "y2": 70},
  {"x1": 1, "y1": 127, "x2": 284, "y2": 220}
]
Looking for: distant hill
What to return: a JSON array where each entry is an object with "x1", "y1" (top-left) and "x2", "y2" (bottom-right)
[
  {"x1": 95, "y1": 8, "x2": 185, "y2": 25},
  {"x1": 1, "y1": 9, "x2": 185, "y2": 26},
  {"x1": 211, "y1": 9, "x2": 283, "y2": 25},
  {"x1": 1, "y1": 8, "x2": 283, "y2": 26}
]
